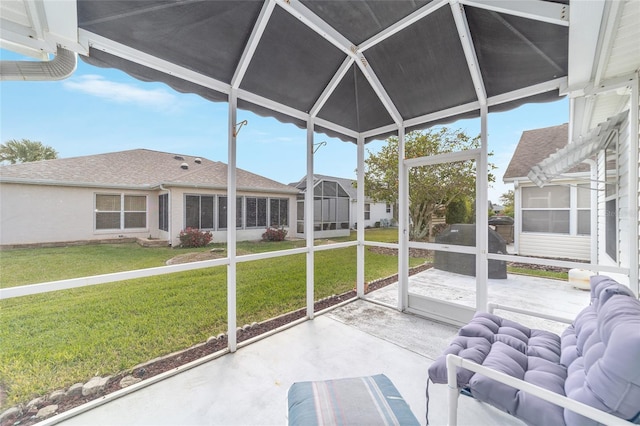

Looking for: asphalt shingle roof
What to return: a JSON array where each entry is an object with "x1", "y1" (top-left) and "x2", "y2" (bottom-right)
[
  {"x1": 0, "y1": 149, "x2": 299, "y2": 193},
  {"x1": 503, "y1": 123, "x2": 590, "y2": 180}
]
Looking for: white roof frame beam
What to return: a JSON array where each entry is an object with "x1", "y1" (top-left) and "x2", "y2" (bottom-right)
[
  {"x1": 277, "y1": 0, "x2": 403, "y2": 125},
  {"x1": 460, "y1": 0, "x2": 569, "y2": 26},
  {"x1": 231, "y1": 0, "x2": 276, "y2": 89},
  {"x1": 359, "y1": 0, "x2": 449, "y2": 52},
  {"x1": 310, "y1": 56, "x2": 354, "y2": 118},
  {"x1": 450, "y1": 0, "x2": 487, "y2": 106}
]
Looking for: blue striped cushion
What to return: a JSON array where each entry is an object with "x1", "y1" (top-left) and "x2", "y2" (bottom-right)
[{"x1": 288, "y1": 374, "x2": 419, "y2": 426}]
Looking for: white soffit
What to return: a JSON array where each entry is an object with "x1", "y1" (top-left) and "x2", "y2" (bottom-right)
[{"x1": 0, "y1": 0, "x2": 83, "y2": 58}]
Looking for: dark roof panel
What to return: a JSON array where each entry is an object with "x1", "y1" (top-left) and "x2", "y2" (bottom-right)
[
  {"x1": 466, "y1": 6, "x2": 569, "y2": 97},
  {"x1": 301, "y1": 0, "x2": 432, "y2": 45},
  {"x1": 240, "y1": 6, "x2": 346, "y2": 112},
  {"x1": 365, "y1": 6, "x2": 477, "y2": 119},
  {"x1": 78, "y1": 1, "x2": 263, "y2": 83},
  {"x1": 317, "y1": 65, "x2": 394, "y2": 133}
]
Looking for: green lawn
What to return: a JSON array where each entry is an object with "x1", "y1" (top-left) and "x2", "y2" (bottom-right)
[{"x1": 0, "y1": 233, "x2": 423, "y2": 408}]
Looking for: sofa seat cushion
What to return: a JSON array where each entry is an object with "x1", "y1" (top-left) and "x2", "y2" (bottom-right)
[{"x1": 429, "y1": 312, "x2": 562, "y2": 387}]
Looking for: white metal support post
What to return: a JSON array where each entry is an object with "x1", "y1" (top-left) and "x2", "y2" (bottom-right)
[
  {"x1": 476, "y1": 105, "x2": 489, "y2": 312},
  {"x1": 306, "y1": 120, "x2": 315, "y2": 318},
  {"x1": 398, "y1": 126, "x2": 409, "y2": 310},
  {"x1": 227, "y1": 89, "x2": 238, "y2": 352},
  {"x1": 356, "y1": 135, "x2": 366, "y2": 297},
  {"x1": 629, "y1": 72, "x2": 639, "y2": 296}
]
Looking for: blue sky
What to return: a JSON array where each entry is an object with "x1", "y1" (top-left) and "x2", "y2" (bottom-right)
[{"x1": 1, "y1": 49, "x2": 569, "y2": 203}]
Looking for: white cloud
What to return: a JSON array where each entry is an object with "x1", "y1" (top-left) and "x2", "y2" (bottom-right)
[{"x1": 63, "y1": 75, "x2": 177, "y2": 110}]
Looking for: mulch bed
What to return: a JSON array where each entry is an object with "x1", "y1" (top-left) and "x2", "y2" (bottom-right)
[{"x1": 4, "y1": 262, "x2": 431, "y2": 426}]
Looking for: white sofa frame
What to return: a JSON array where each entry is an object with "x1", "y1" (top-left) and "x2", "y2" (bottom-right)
[{"x1": 444, "y1": 303, "x2": 637, "y2": 426}]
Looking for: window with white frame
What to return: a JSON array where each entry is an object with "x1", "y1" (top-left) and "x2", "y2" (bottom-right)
[
  {"x1": 95, "y1": 194, "x2": 147, "y2": 230},
  {"x1": 386, "y1": 203, "x2": 391, "y2": 213},
  {"x1": 521, "y1": 184, "x2": 591, "y2": 235},
  {"x1": 364, "y1": 203, "x2": 371, "y2": 220}
]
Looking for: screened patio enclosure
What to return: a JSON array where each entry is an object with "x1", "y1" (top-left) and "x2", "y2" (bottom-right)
[{"x1": 1, "y1": 0, "x2": 638, "y2": 349}]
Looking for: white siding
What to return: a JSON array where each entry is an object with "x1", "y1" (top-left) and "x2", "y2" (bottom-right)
[{"x1": 519, "y1": 234, "x2": 591, "y2": 261}]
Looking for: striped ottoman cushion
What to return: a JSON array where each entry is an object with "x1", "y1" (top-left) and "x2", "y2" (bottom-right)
[{"x1": 287, "y1": 374, "x2": 419, "y2": 425}]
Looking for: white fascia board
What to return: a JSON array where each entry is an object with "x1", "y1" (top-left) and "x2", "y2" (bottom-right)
[
  {"x1": 41, "y1": 0, "x2": 85, "y2": 53},
  {"x1": 0, "y1": 18, "x2": 53, "y2": 57},
  {"x1": 460, "y1": 0, "x2": 569, "y2": 26},
  {"x1": 450, "y1": 0, "x2": 487, "y2": 106},
  {"x1": 0, "y1": 177, "x2": 153, "y2": 190},
  {"x1": 79, "y1": 29, "x2": 231, "y2": 95},
  {"x1": 231, "y1": 0, "x2": 276, "y2": 89},
  {"x1": 314, "y1": 117, "x2": 360, "y2": 140},
  {"x1": 592, "y1": 0, "x2": 625, "y2": 87},
  {"x1": 310, "y1": 56, "x2": 353, "y2": 117},
  {"x1": 570, "y1": 72, "x2": 638, "y2": 98},
  {"x1": 403, "y1": 100, "x2": 481, "y2": 130},
  {"x1": 567, "y1": 0, "x2": 606, "y2": 89},
  {"x1": 359, "y1": 0, "x2": 449, "y2": 52},
  {"x1": 488, "y1": 77, "x2": 566, "y2": 105},
  {"x1": 361, "y1": 123, "x2": 399, "y2": 141},
  {"x1": 236, "y1": 88, "x2": 308, "y2": 122}
]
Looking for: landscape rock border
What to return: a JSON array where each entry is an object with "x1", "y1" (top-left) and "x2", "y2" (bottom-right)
[{"x1": 1, "y1": 263, "x2": 430, "y2": 426}]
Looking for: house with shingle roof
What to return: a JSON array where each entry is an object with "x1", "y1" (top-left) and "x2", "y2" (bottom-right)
[
  {"x1": 0, "y1": 149, "x2": 299, "y2": 248},
  {"x1": 290, "y1": 174, "x2": 394, "y2": 238},
  {"x1": 503, "y1": 123, "x2": 593, "y2": 261}
]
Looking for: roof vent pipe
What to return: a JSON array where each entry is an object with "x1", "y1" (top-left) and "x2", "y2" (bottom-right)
[
  {"x1": 1, "y1": 46, "x2": 77, "y2": 81},
  {"x1": 180, "y1": 163, "x2": 189, "y2": 170}
]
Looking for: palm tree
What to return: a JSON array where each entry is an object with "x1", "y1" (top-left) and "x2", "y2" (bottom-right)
[{"x1": 0, "y1": 139, "x2": 58, "y2": 164}]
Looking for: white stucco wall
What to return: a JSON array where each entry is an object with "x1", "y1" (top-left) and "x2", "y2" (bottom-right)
[
  {"x1": 0, "y1": 183, "x2": 296, "y2": 247},
  {"x1": 0, "y1": 183, "x2": 153, "y2": 246},
  {"x1": 167, "y1": 187, "x2": 296, "y2": 247},
  {"x1": 349, "y1": 200, "x2": 394, "y2": 228}
]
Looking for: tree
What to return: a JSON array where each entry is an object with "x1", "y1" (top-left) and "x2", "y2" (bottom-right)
[
  {"x1": 0, "y1": 139, "x2": 58, "y2": 164},
  {"x1": 364, "y1": 128, "x2": 494, "y2": 240},
  {"x1": 500, "y1": 190, "x2": 515, "y2": 217}
]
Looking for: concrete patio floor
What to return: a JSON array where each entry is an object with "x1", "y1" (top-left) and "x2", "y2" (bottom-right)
[{"x1": 50, "y1": 269, "x2": 590, "y2": 426}]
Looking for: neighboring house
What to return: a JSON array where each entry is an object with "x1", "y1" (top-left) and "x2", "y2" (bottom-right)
[
  {"x1": 290, "y1": 174, "x2": 394, "y2": 238},
  {"x1": 504, "y1": 123, "x2": 593, "y2": 261},
  {"x1": 0, "y1": 149, "x2": 299, "y2": 248}
]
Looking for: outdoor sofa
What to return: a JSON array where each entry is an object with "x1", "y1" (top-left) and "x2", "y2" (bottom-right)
[{"x1": 428, "y1": 275, "x2": 640, "y2": 425}]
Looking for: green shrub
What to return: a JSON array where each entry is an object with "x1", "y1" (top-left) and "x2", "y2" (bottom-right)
[
  {"x1": 262, "y1": 226, "x2": 287, "y2": 242},
  {"x1": 178, "y1": 228, "x2": 213, "y2": 248}
]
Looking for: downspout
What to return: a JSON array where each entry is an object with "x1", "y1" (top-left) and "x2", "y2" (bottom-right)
[
  {"x1": 159, "y1": 184, "x2": 172, "y2": 247},
  {"x1": 583, "y1": 159, "x2": 598, "y2": 267},
  {"x1": 1, "y1": 46, "x2": 76, "y2": 81}
]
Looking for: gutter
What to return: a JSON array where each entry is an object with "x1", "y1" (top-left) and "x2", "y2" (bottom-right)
[{"x1": 0, "y1": 46, "x2": 76, "y2": 81}]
